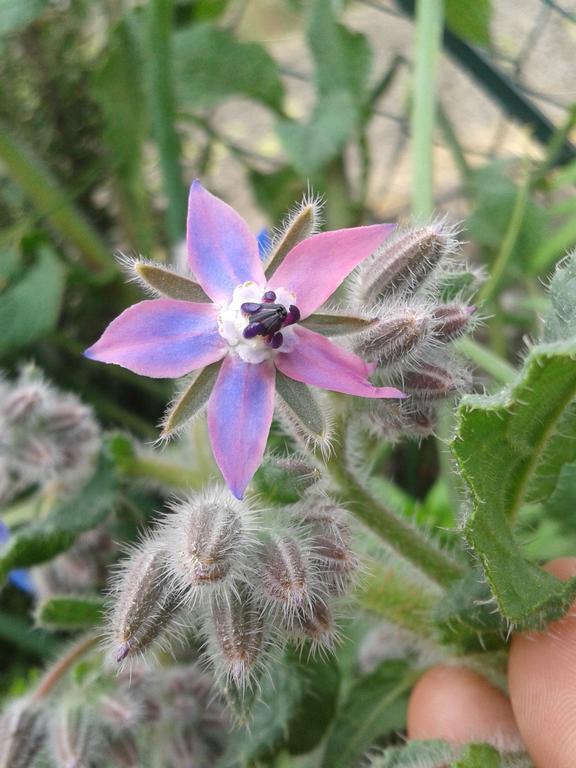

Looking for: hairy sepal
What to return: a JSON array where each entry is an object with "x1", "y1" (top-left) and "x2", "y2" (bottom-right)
[
  {"x1": 119, "y1": 255, "x2": 210, "y2": 302},
  {"x1": 264, "y1": 192, "x2": 323, "y2": 278},
  {"x1": 275, "y1": 371, "x2": 333, "y2": 454},
  {"x1": 160, "y1": 360, "x2": 223, "y2": 439},
  {"x1": 300, "y1": 308, "x2": 379, "y2": 337}
]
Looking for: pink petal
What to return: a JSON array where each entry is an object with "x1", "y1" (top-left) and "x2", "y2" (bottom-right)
[
  {"x1": 275, "y1": 327, "x2": 405, "y2": 399},
  {"x1": 207, "y1": 355, "x2": 276, "y2": 498},
  {"x1": 84, "y1": 300, "x2": 226, "y2": 378},
  {"x1": 187, "y1": 180, "x2": 265, "y2": 303},
  {"x1": 267, "y1": 223, "x2": 395, "y2": 318}
]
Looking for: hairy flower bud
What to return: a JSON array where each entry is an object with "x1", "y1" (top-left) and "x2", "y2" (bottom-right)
[
  {"x1": 256, "y1": 533, "x2": 312, "y2": 614},
  {"x1": 403, "y1": 362, "x2": 463, "y2": 400},
  {"x1": 294, "y1": 598, "x2": 337, "y2": 652},
  {"x1": 432, "y1": 303, "x2": 475, "y2": 342},
  {"x1": 352, "y1": 222, "x2": 456, "y2": 306},
  {"x1": 107, "y1": 540, "x2": 177, "y2": 663},
  {"x1": 253, "y1": 456, "x2": 321, "y2": 505},
  {"x1": 357, "y1": 307, "x2": 431, "y2": 365},
  {"x1": 49, "y1": 701, "x2": 99, "y2": 768},
  {"x1": 163, "y1": 488, "x2": 252, "y2": 594},
  {"x1": 0, "y1": 698, "x2": 45, "y2": 768},
  {"x1": 205, "y1": 586, "x2": 266, "y2": 689}
]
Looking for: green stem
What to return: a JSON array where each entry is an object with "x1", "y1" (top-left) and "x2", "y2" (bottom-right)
[
  {"x1": 0, "y1": 125, "x2": 113, "y2": 278},
  {"x1": 455, "y1": 337, "x2": 517, "y2": 384},
  {"x1": 411, "y1": 0, "x2": 444, "y2": 217},
  {"x1": 478, "y1": 164, "x2": 531, "y2": 303},
  {"x1": 146, "y1": 0, "x2": 187, "y2": 245},
  {"x1": 322, "y1": 417, "x2": 465, "y2": 589},
  {"x1": 121, "y1": 455, "x2": 203, "y2": 489},
  {"x1": 32, "y1": 633, "x2": 100, "y2": 701}
]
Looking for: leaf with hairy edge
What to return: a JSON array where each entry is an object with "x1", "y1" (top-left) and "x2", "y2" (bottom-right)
[
  {"x1": 161, "y1": 361, "x2": 223, "y2": 436},
  {"x1": 35, "y1": 596, "x2": 105, "y2": 631},
  {"x1": 321, "y1": 660, "x2": 412, "y2": 768},
  {"x1": 301, "y1": 311, "x2": 378, "y2": 336},
  {"x1": 174, "y1": 24, "x2": 285, "y2": 113},
  {"x1": 0, "y1": 454, "x2": 118, "y2": 584},
  {"x1": 276, "y1": 371, "x2": 329, "y2": 443},
  {"x1": 134, "y1": 262, "x2": 210, "y2": 302},
  {"x1": 453, "y1": 743, "x2": 501, "y2": 768},
  {"x1": 452, "y1": 339, "x2": 576, "y2": 627},
  {"x1": 369, "y1": 739, "x2": 456, "y2": 767}
]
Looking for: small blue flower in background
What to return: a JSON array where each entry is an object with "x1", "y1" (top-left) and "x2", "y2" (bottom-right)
[{"x1": 0, "y1": 520, "x2": 34, "y2": 595}]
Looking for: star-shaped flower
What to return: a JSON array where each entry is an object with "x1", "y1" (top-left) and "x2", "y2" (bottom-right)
[{"x1": 85, "y1": 181, "x2": 404, "y2": 497}]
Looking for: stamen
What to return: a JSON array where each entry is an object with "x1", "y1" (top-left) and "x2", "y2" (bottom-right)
[
  {"x1": 283, "y1": 305, "x2": 301, "y2": 327},
  {"x1": 243, "y1": 323, "x2": 265, "y2": 339},
  {"x1": 270, "y1": 332, "x2": 283, "y2": 349},
  {"x1": 263, "y1": 291, "x2": 276, "y2": 302},
  {"x1": 240, "y1": 302, "x2": 261, "y2": 315}
]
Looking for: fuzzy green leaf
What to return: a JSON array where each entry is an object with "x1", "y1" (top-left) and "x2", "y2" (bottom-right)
[
  {"x1": 253, "y1": 457, "x2": 321, "y2": 505},
  {"x1": 544, "y1": 253, "x2": 576, "y2": 342},
  {"x1": 322, "y1": 661, "x2": 412, "y2": 768},
  {"x1": 0, "y1": 246, "x2": 65, "y2": 356},
  {"x1": 301, "y1": 311, "x2": 378, "y2": 336},
  {"x1": 0, "y1": 454, "x2": 118, "y2": 583},
  {"x1": 453, "y1": 744, "x2": 501, "y2": 768},
  {"x1": 35, "y1": 595, "x2": 105, "y2": 631},
  {"x1": 452, "y1": 338, "x2": 576, "y2": 627},
  {"x1": 445, "y1": 0, "x2": 492, "y2": 47},
  {"x1": 174, "y1": 23, "x2": 284, "y2": 112},
  {"x1": 369, "y1": 740, "x2": 456, "y2": 767}
]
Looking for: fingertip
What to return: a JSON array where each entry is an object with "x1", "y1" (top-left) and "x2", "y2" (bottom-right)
[{"x1": 407, "y1": 664, "x2": 522, "y2": 752}]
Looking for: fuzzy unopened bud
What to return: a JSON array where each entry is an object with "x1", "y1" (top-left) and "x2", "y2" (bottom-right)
[
  {"x1": 257, "y1": 533, "x2": 311, "y2": 612},
  {"x1": 3, "y1": 384, "x2": 45, "y2": 426},
  {"x1": 163, "y1": 489, "x2": 251, "y2": 592},
  {"x1": 207, "y1": 587, "x2": 265, "y2": 689},
  {"x1": 0, "y1": 699, "x2": 45, "y2": 768},
  {"x1": 295, "y1": 598, "x2": 337, "y2": 651},
  {"x1": 354, "y1": 223, "x2": 454, "y2": 305},
  {"x1": 432, "y1": 303, "x2": 475, "y2": 342},
  {"x1": 106, "y1": 733, "x2": 140, "y2": 768},
  {"x1": 403, "y1": 363, "x2": 461, "y2": 400},
  {"x1": 253, "y1": 456, "x2": 321, "y2": 505},
  {"x1": 358, "y1": 308, "x2": 431, "y2": 364},
  {"x1": 402, "y1": 405, "x2": 437, "y2": 438},
  {"x1": 108, "y1": 541, "x2": 176, "y2": 663},
  {"x1": 49, "y1": 702, "x2": 99, "y2": 768}
]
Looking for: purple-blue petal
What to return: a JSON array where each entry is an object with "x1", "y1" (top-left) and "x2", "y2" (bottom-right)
[
  {"x1": 0, "y1": 522, "x2": 34, "y2": 595},
  {"x1": 207, "y1": 355, "x2": 275, "y2": 498},
  {"x1": 257, "y1": 228, "x2": 271, "y2": 260},
  {"x1": 84, "y1": 299, "x2": 226, "y2": 378},
  {"x1": 187, "y1": 181, "x2": 265, "y2": 303}
]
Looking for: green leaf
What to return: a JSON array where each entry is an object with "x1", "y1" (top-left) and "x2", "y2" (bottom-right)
[
  {"x1": 0, "y1": 0, "x2": 48, "y2": 34},
  {"x1": 174, "y1": 23, "x2": 284, "y2": 112},
  {"x1": 253, "y1": 456, "x2": 321, "y2": 505},
  {"x1": 35, "y1": 595, "x2": 105, "y2": 631},
  {"x1": 453, "y1": 744, "x2": 501, "y2": 768},
  {"x1": 0, "y1": 454, "x2": 118, "y2": 583},
  {"x1": 0, "y1": 246, "x2": 65, "y2": 357},
  {"x1": 434, "y1": 571, "x2": 508, "y2": 652},
  {"x1": 308, "y1": 0, "x2": 372, "y2": 107},
  {"x1": 544, "y1": 253, "x2": 576, "y2": 342},
  {"x1": 445, "y1": 0, "x2": 492, "y2": 47},
  {"x1": 452, "y1": 337, "x2": 576, "y2": 627},
  {"x1": 301, "y1": 311, "x2": 378, "y2": 336},
  {"x1": 232, "y1": 650, "x2": 340, "y2": 762},
  {"x1": 321, "y1": 661, "x2": 412, "y2": 768},
  {"x1": 369, "y1": 740, "x2": 456, "y2": 767},
  {"x1": 278, "y1": 91, "x2": 358, "y2": 175}
]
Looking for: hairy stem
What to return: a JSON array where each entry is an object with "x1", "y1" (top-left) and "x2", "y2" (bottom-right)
[{"x1": 32, "y1": 633, "x2": 100, "y2": 701}]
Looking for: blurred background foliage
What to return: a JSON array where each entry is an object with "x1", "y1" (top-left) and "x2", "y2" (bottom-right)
[{"x1": 0, "y1": 0, "x2": 576, "y2": 750}]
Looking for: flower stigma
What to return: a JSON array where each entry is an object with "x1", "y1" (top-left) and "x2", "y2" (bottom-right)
[{"x1": 217, "y1": 282, "x2": 301, "y2": 363}]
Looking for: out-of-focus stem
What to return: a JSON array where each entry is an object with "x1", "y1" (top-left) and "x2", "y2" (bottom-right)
[
  {"x1": 32, "y1": 634, "x2": 100, "y2": 701},
  {"x1": 146, "y1": 0, "x2": 187, "y2": 245},
  {"x1": 456, "y1": 337, "x2": 517, "y2": 384},
  {"x1": 121, "y1": 455, "x2": 202, "y2": 489},
  {"x1": 411, "y1": 0, "x2": 444, "y2": 217}
]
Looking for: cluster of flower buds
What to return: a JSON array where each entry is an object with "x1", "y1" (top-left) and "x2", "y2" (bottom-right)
[
  {"x1": 0, "y1": 663, "x2": 227, "y2": 768},
  {"x1": 0, "y1": 367, "x2": 101, "y2": 505},
  {"x1": 105, "y1": 486, "x2": 359, "y2": 692},
  {"x1": 348, "y1": 220, "x2": 478, "y2": 441}
]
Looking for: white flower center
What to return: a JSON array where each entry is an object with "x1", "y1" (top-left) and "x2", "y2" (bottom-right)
[{"x1": 217, "y1": 282, "x2": 299, "y2": 364}]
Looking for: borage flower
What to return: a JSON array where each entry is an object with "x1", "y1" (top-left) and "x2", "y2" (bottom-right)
[{"x1": 85, "y1": 182, "x2": 405, "y2": 498}]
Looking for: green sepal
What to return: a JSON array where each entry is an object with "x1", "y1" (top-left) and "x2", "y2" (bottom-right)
[
  {"x1": 276, "y1": 371, "x2": 330, "y2": 444},
  {"x1": 35, "y1": 595, "x2": 105, "y2": 631},
  {"x1": 301, "y1": 311, "x2": 378, "y2": 336},
  {"x1": 252, "y1": 456, "x2": 321, "y2": 505},
  {"x1": 161, "y1": 360, "x2": 223, "y2": 436},
  {"x1": 134, "y1": 261, "x2": 210, "y2": 302}
]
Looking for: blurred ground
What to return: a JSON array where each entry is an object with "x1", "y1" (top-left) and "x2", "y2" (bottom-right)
[{"x1": 185, "y1": 0, "x2": 576, "y2": 228}]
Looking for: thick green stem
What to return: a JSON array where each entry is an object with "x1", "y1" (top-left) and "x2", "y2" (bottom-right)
[
  {"x1": 411, "y1": 0, "x2": 444, "y2": 217},
  {"x1": 0, "y1": 126, "x2": 113, "y2": 278},
  {"x1": 32, "y1": 634, "x2": 99, "y2": 701},
  {"x1": 326, "y1": 453, "x2": 465, "y2": 588},
  {"x1": 121, "y1": 455, "x2": 202, "y2": 489},
  {"x1": 455, "y1": 337, "x2": 517, "y2": 384},
  {"x1": 146, "y1": 0, "x2": 187, "y2": 245}
]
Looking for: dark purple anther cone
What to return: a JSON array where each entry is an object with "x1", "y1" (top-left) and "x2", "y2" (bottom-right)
[
  {"x1": 243, "y1": 323, "x2": 265, "y2": 339},
  {"x1": 284, "y1": 305, "x2": 301, "y2": 327},
  {"x1": 270, "y1": 332, "x2": 283, "y2": 349},
  {"x1": 263, "y1": 291, "x2": 277, "y2": 302},
  {"x1": 241, "y1": 302, "x2": 261, "y2": 315}
]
